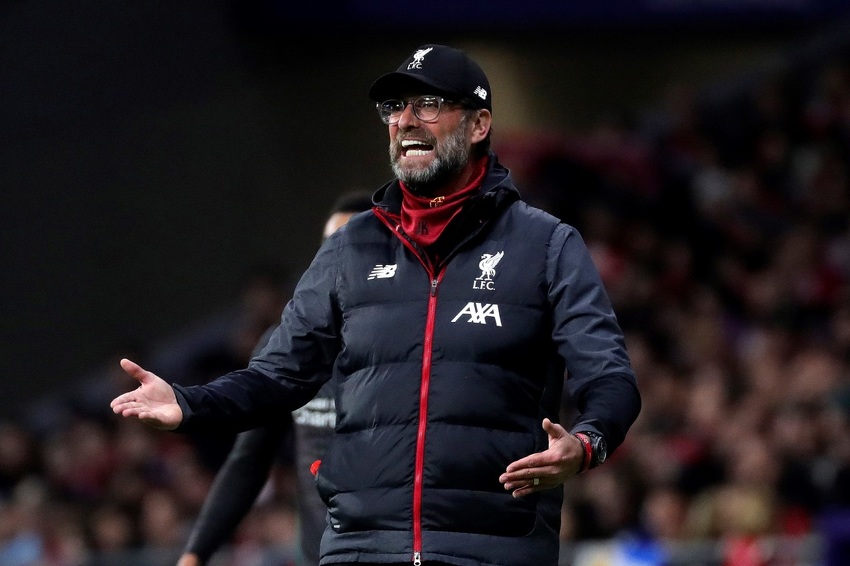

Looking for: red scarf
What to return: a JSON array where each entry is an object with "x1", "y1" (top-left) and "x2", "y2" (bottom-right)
[{"x1": 399, "y1": 159, "x2": 487, "y2": 247}]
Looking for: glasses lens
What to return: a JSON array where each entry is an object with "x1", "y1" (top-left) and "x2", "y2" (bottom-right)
[
  {"x1": 413, "y1": 97, "x2": 442, "y2": 122},
  {"x1": 379, "y1": 100, "x2": 404, "y2": 124}
]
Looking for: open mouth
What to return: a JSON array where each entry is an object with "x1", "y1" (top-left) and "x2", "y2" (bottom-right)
[{"x1": 401, "y1": 139, "x2": 434, "y2": 157}]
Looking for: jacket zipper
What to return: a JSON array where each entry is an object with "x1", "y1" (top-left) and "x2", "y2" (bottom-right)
[
  {"x1": 371, "y1": 209, "x2": 449, "y2": 564},
  {"x1": 412, "y1": 271, "x2": 442, "y2": 564}
]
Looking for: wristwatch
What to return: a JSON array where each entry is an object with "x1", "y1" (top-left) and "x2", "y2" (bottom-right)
[{"x1": 574, "y1": 431, "x2": 607, "y2": 472}]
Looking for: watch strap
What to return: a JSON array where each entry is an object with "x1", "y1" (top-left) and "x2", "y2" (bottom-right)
[{"x1": 574, "y1": 432, "x2": 593, "y2": 473}]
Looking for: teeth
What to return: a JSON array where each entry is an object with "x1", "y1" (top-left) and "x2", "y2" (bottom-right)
[{"x1": 400, "y1": 139, "x2": 432, "y2": 157}]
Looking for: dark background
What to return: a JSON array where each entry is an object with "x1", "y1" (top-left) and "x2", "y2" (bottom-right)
[{"x1": 4, "y1": 0, "x2": 850, "y2": 418}]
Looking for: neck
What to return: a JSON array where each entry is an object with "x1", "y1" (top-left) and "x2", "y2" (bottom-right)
[{"x1": 409, "y1": 155, "x2": 487, "y2": 198}]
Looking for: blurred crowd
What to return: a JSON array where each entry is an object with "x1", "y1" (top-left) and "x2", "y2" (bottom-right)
[
  {"x1": 499, "y1": 45, "x2": 850, "y2": 565},
  {"x1": 0, "y1": 263, "x2": 298, "y2": 566},
  {"x1": 3, "y1": 45, "x2": 850, "y2": 566}
]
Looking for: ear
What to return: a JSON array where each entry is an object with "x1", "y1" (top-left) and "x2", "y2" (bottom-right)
[{"x1": 469, "y1": 109, "x2": 492, "y2": 144}]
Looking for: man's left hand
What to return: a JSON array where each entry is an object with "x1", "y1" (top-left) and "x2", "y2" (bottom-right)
[{"x1": 498, "y1": 418, "x2": 584, "y2": 498}]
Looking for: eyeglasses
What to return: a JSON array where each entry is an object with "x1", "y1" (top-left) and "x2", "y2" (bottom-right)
[{"x1": 377, "y1": 96, "x2": 457, "y2": 125}]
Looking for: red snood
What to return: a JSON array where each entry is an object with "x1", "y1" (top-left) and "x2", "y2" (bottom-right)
[{"x1": 399, "y1": 159, "x2": 487, "y2": 247}]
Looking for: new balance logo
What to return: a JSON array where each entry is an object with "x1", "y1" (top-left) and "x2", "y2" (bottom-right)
[
  {"x1": 474, "y1": 86, "x2": 488, "y2": 101},
  {"x1": 451, "y1": 302, "x2": 502, "y2": 326},
  {"x1": 368, "y1": 264, "x2": 397, "y2": 280}
]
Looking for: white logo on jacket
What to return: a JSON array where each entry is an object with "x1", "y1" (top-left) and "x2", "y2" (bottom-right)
[
  {"x1": 473, "y1": 251, "x2": 503, "y2": 290},
  {"x1": 368, "y1": 264, "x2": 397, "y2": 280},
  {"x1": 451, "y1": 302, "x2": 502, "y2": 326}
]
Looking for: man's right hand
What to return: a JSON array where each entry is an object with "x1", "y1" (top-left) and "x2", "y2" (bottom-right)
[{"x1": 110, "y1": 358, "x2": 183, "y2": 430}]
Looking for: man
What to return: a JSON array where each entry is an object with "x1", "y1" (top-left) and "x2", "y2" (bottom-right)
[
  {"x1": 112, "y1": 44, "x2": 641, "y2": 566},
  {"x1": 177, "y1": 191, "x2": 374, "y2": 566}
]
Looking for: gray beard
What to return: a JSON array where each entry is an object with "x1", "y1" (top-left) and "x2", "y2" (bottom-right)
[{"x1": 390, "y1": 116, "x2": 470, "y2": 196}]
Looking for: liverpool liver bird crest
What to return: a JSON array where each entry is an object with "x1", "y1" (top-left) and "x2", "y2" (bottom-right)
[{"x1": 477, "y1": 251, "x2": 504, "y2": 281}]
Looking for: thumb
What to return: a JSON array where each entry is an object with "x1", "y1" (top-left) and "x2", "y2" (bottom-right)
[
  {"x1": 119, "y1": 358, "x2": 155, "y2": 385},
  {"x1": 542, "y1": 417, "x2": 567, "y2": 440}
]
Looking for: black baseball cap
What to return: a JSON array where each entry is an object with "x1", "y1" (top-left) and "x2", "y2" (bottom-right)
[{"x1": 368, "y1": 44, "x2": 492, "y2": 111}]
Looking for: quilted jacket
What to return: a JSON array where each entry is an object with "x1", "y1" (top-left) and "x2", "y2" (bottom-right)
[{"x1": 173, "y1": 154, "x2": 641, "y2": 566}]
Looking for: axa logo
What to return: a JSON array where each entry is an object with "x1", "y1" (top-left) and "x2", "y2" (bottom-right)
[
  {"x1": 407, "y1": 47, "x2": 433, "y2": 70},
  {"x1": 451, "y1": 302, "x2": 502, "y2": 326},
  {"x1": 367, "y1": 264, "x2": 397, "y2": 280},
  {"x1": 473, "y1": 251, "x2": 503, "y2": 290},
  {"x1": 474, "y1": 85, "x2": 488, "y2": 101}
]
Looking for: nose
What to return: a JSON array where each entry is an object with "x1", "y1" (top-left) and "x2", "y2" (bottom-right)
[{"x1": 395, "y1": 102, "x2": 420, "y2": 129}]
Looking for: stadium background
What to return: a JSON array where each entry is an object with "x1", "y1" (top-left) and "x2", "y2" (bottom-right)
[{"x1": 3, "y1": 1, "x2": 850, "y2": 564}]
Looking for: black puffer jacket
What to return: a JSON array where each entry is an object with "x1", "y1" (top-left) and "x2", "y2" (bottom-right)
[{"x1": 174, "y1": 155, "x2": 641, "y2": 566}]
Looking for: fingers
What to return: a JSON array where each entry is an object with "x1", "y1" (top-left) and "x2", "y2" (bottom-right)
[
  {"x1": 110, "y1": 391, "x2": 139, "y2": 411},
  {"x1": 110, "y1": 396, "x2": 147, "y2": 414},
  {"x1": 500, "y1": 473, "x2": 544, "y2": 497},
  {"x1": 499, "y1": 463, "x2": 552, "y2": 497},
  {"x1": 504, "y1": 445, "x2": 548, "y2": 474},
  {"x1": 110, "y1": 401, "x2": 177, "y2": 430},
  {"x1": 500, "y1": 463, "x2": 552, "y2": 480},
  {"x1": 500, "y1": 418, "x2": 571, "y2": 497}
]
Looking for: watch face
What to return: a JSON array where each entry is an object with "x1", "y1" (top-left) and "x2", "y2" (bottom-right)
[
  {"x1": 593, "y1": 436, "x2": 607, "y2": 465},
  {"x1": 596, "y1": 439, "x2": 607, "y2": 464}
]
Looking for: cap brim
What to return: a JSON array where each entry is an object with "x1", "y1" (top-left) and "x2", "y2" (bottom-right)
[{"x1": 368, "y1": 72, "x2": 461, "y2": 102}]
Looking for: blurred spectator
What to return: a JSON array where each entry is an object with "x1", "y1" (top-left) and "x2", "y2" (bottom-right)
[
  {"x1": 146, "y1": 261, "x2": 292, "y2": 388},
  {"x1": 0, "y1": 422, "x2": 39, "y2": 500}
]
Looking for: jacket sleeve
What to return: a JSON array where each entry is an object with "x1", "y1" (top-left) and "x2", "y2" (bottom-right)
[
  {"x1": 182, "y1": 424, "x2": 287, "y2": 561},
  {"x1": 546, "y1": 223, "x2": 641, "y2": 453},
  {"x1": 173, "y1": 235, "x2": 342, "y2": 434}
]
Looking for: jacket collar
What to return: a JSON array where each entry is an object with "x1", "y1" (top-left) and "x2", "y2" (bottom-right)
[{"x1": 372, "y1": 152, "x2": 519, "y2": 216}]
